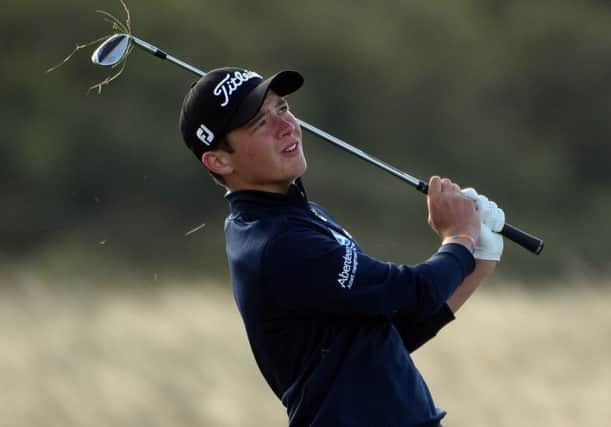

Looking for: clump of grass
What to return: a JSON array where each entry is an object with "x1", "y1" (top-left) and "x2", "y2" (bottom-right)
[{"x1": 46, "y1": 0, "x2": 133, "y2": 94}]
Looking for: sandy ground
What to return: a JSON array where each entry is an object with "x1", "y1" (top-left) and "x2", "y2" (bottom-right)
[{"x1": 0, "y1": 273, "x2": 608, "y2": 427}]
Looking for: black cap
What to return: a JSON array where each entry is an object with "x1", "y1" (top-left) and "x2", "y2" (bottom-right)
[{"x1": 179, "y1": 67, "x2": 304, "y2": 160}]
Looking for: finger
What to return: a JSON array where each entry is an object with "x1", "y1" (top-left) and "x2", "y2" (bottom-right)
[
  {"x1": 497, "y1": 208, "x2": 506, "y2": 232},
  {"x1": 441, "y1": 178, "x2": 452, "y2": 193},
  {"x1": 451, "y1": 182, "x2": 461, "y2": 193},
  {"x1": 479, "y1": 196, "x2": 504, "y2": 231},
  {"x1": 428, "y1": 176, "x2": 442, "y2": 194},
  {"x1": 490, "y1": 207, "x2": 505, "y2": 232},
  {"x1": 477, "y1": 194, "x2": 490, "y2": 215}
]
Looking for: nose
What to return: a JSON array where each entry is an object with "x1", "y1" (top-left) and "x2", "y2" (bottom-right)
[{"x1": 275, "y1": 113, "x2": 296, "y2": 138}]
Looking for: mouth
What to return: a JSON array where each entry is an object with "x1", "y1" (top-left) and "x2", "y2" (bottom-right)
[{"x1": 283, "y1": 142, "x2": 299, "y2": 153}]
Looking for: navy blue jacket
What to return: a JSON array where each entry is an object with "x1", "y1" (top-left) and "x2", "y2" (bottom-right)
[{"x1": 225, "y1": 182, "x2": 475, "y2": 427}]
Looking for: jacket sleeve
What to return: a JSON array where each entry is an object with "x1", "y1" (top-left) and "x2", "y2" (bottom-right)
[
  {"x1": 393, "y1": 304, "x2": 455, "y2": 353},
  {"x1": 262, "y1": 225, "x2": 475, "y2": 321}
]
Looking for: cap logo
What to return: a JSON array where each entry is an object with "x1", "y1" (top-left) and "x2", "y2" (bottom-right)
[
  {"x1": 213, "y1": 70, "x2": 262, "y2": 107},
  {"x1": 196, "y1": 124, "x2": 215, "y2": 146}
]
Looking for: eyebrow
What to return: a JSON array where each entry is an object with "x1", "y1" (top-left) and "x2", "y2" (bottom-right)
[{"x1": 247, "y1": 97, "x2": 288, "y2": 130}]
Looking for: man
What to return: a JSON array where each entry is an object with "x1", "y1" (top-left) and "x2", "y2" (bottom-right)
[{"x1": 179, "y1": 67, "x2": 504, "y2": 426}]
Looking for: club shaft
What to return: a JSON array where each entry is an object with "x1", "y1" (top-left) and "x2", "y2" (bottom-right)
[
  {"x1": 127, "y1": 36, "x2": 544, "y2": 255},
  {"x1": 298, "y1": 120, "x2": 428, "y2": 192},
  {"x1": 132, "y1": 37, "x2": 208, "y2": 77}
]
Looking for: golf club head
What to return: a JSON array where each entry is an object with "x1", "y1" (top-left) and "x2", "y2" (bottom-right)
[{"x1": 91, "y1": 33, "x2": 132, "y2": 66}]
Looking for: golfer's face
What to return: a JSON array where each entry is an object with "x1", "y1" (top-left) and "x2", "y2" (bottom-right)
[{"x1": 225, "y1": 91, "x2": 306, "y2": 193}]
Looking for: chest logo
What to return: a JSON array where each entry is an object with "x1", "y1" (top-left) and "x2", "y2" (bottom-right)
[{"x1": 330, "y1": 230, "x2": 358, "y2": 289}]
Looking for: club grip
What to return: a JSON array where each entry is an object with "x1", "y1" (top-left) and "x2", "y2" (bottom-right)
[
  {"x1": 500, "y1": 223, "x2": 544, "y2": 254},
  {"x1": 416, "y1": 180, "x2": 544, "y2": 254}
]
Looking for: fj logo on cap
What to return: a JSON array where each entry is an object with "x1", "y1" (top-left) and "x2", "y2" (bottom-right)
[
  {"x1": 196, "y1": 124, "x2": 215, "y2": 146},
  {"x1": 213, "y1": 70, "x2": 262, "y2": 107}
]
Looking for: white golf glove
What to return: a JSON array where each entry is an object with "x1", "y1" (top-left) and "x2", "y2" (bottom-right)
[{"x1": 461, "y1": 188, "x2": 505, "y2": 261}]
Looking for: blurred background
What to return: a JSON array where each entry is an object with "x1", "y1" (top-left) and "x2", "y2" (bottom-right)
[{"x1": 1, "y1": 0, "x2": 609, "y2": 426}]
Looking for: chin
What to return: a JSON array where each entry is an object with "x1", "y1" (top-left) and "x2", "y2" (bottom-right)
[{"x1": 282, "y1": 154, "x2": 307, "y2": 183}]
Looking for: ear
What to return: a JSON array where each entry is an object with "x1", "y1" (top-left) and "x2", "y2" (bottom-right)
[{"x1": 201, "y1": 150, "x2": 233, "y2": 176}]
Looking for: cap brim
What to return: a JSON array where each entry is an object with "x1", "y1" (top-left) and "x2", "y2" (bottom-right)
[{"x1": 226, "y1": 70, "x2": 304, "y2": 132}]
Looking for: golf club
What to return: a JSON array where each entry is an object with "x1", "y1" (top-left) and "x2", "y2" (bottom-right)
[{"x1": 91, "y1": 33, "x2": 544, "y2": 255}]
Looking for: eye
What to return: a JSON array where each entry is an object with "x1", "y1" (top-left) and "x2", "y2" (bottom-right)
[{"x1": 254, "y1": 119, "x2": 267, "y2": 130}]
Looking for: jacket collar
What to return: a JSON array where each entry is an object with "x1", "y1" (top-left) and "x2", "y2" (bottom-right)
[{"x1": 226, "y1": 178, "x2": 309, "y2": 215}]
